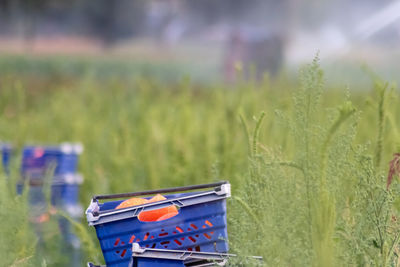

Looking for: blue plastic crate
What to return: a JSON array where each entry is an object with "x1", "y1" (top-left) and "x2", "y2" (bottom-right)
[
  {"x1": 22, "y1": 143, "x2": 83, "y2": 179},
  {"x1": 0, "y1": 143, "x2": 13, "y2": 174},
  {"x1": 17, "y1": 174, "x2": 83, "y2": 206},
  {"x1": 130, "y1": 243, "x2": 231, "y2": 267},
  {"x1": 86, "y1": 182, "x2": 231, "y2": 267},
  {"x1": 52, "y1": 174, "x2": 84, "y2": 206},
  {"x1": 88, "y1": 243, "x2": 233, "y2": 267}
]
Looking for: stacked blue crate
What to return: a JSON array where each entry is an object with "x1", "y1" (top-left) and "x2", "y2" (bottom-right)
[
  {"x1": 0, "y1": 143, "x2": 13, "y2": 174},
  {"x1": 19, "y1": 143, "x2": 83, "y2": 209},
  {"x1": 86, "y1": 182, "x2": 231, "y2": 267},
  {"x1": 21, "y1": 144, "x2": 81, "y2": 178},
  {"x1": 1, "y1": 142, "x2": 84, "y2": 266},
  {"x1": 130, "y1": 243, "x2": 262, "y2": 267},
  {"x1": 21, "y1": 144, "x2": 84, "y2": 254},
  {"x1": 87, "y1": 242, "x2": 262, "y2": 266},
  {"x1": 129, "y1": 243, "x2": 231, "y2": 267}
]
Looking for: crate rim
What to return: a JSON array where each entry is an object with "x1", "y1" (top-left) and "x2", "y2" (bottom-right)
[
  {"x1": 17, "y1": 173, "x2": 83, "y2": 186},
  {"x1": 23, "y1": 142, "x2": 84, "y2": 154},
  {"x1": 131, "y1": 243, "x2": 263, "y2": 263},
  {"x1": 132, "y1": 242, "x2": 234, "y2": 260},
  {"x1": 86, "y1": 182, "x2": 231, "y2": 226}
]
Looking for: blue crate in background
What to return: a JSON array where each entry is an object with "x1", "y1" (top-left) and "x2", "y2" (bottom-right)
[
  {"x1": 0, "y1": 143, "x2": 13, "y2": 174},
  {"x1": 1, "y1": 142, "x2": 84, "y2": 206},
  {"x1": 1, "y1": 142, "x2": 84, "y2": 267},
  {"x1": 52, "y1": 174, "x2": 84, "y2": 206},
  {"x1": 86, "y1": 182, "x2": 231, "y2": 267},
  {"x1": 22, "y1": 143, "x2": 83, "y2": 179},
  {"x1": 17, "y1": 174, "x2": 83, "y2": 206},
  {"x1": 0, "y1": 142, "x2": 83, "y2": 179}
]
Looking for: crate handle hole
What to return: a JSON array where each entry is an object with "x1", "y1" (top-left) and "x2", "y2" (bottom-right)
[{"x1": 143, "y1": 232, "x2": 149, "y2": 241}]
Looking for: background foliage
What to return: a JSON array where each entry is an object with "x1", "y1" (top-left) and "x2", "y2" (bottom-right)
[{"x1": 1, "y1": 56, "x2": 400, "y2": 266}]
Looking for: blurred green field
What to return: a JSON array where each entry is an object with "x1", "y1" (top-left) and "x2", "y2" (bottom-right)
[{"x1": 1, "y1": 55, "x2": 400, "y2": 266}]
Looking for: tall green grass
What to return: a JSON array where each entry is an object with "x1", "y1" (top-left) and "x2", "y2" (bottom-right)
[
  {"x1": 0, "y1": 172, "x2": 36, "y2": 266},
  {"x1": 0, "y1": 56, "x2": 400, "y2": 266},
  {"x1": 229, "y1": 58, "x2": 400, "y2": 266}
]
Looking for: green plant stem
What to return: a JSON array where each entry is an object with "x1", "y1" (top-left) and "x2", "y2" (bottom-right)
[
  {"x1": 252, "y1": 111, "x2": 266, "y2": 158},
  {"x1": 375, "y1": 83, "x2": 388, "y2": 169},
  {"x1": 239, "y1": 114, "x2": 251, "y2": 157}
]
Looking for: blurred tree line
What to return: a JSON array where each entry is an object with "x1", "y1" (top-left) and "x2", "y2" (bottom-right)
[
  {"x1": 0, "y1": 0, "x2": 147, "y2": 45},
  {"x1": 0, "y1": 0, "x2": 293, "y2": 45}
]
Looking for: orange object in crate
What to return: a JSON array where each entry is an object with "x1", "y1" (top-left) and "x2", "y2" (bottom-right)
[
  {"x1": 156, "y1": 210, "x2": 179, "y2": 221},
  {"x1": 115, "y1": 194, "x2": 178, "y2": 222},
  {"x1": 116, "y1": 197, "x2": 149, "y2": 210},
  {"x1": 138, "y1": 194, "x2": 178, "y2": 222}
]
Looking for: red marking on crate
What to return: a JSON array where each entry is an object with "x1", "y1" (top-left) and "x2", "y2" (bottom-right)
[
  {"x1": 204, "y1": 233, "x2": 211, "y2": 239},
  {"x1": 195, "y1": 234, "x2": 199, "y2": 238},
  {"x1": 121, "y1": 241, "x2": 125, "y2": 245},
  {"x1": 161, "y1": 241, "x2": 170, "y2": 248},
  {"x1": 188, "y1": 248, "x2": 193, "y2": 251},
  {"x1": 120, "y1": 249, "x2": 127, "y2": 257},
  {"x1": 195, "y1": 246, "x2": 201, "y2": 252},
  {"x1": 174, "y1": 239, "x2": 182, "y2": 245},
  {"x1": 114, "y1": 238, "x2": 120, "y2": 246},
  {"x1": 136, "y1": 239, "x2": 140, "y2": 242},
  {"x1": 159, "y1": 232, "x2": 168, "y2": 237},
  {"x1": 190, "y1": 223, "x2": 198, "y2": 230},
  {"x1": 188, "y1": 236, "x2": 196, "y2": 243},
  {"x1": 129, "y1": 235, "x2": 136, "y2": 244},
  {"x1": 176, "y1": 226, "x2": 184, "y2": 233},
  {"x1": 145, "y1": 244, "x2": 149, "y2": 248},
  {"x1": 144, "y1": 232, "x2": 149, "y2": 241},
  {"x1": 116, "y1": 250, "x2": 120, "y2": 253},
  {"x1": 150, "y1": 236, "x2": 154, "y2": 239},
  {"x1": 210, "y1": 231, "x2": 214, "y2": 234},
  {"x1": 34, "y1": 148, "x2": 44, "y2": 158},
  {"x1": 187, "y1": 228, "x2": 191, "y2": 231},
  {"x1": 180, "y1": 237, "x2": 185, "y2": 240},
  {"x1": 173, "y1": 231, "x2": 177, "y2": 234},
  {"x1": 205, "y1": 220, "x2": 213, "y2": 227},
  {"x1": 202, "y1": 225, "x2": 206, "y2": 229}
]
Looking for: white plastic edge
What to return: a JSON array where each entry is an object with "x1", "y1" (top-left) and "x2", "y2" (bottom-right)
[
  {"x1": 131, "y1": 243, "x2": 146, "y2": 254},
  {"x1": 60, "y1": 142, "x2": 84, "y2": 154},
  {"x1": 86, "y1": 200, "x2": 100, "y2": 223},
  {"x1": 217, "y1": 183, "x2": 231, "y2": 197}
]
